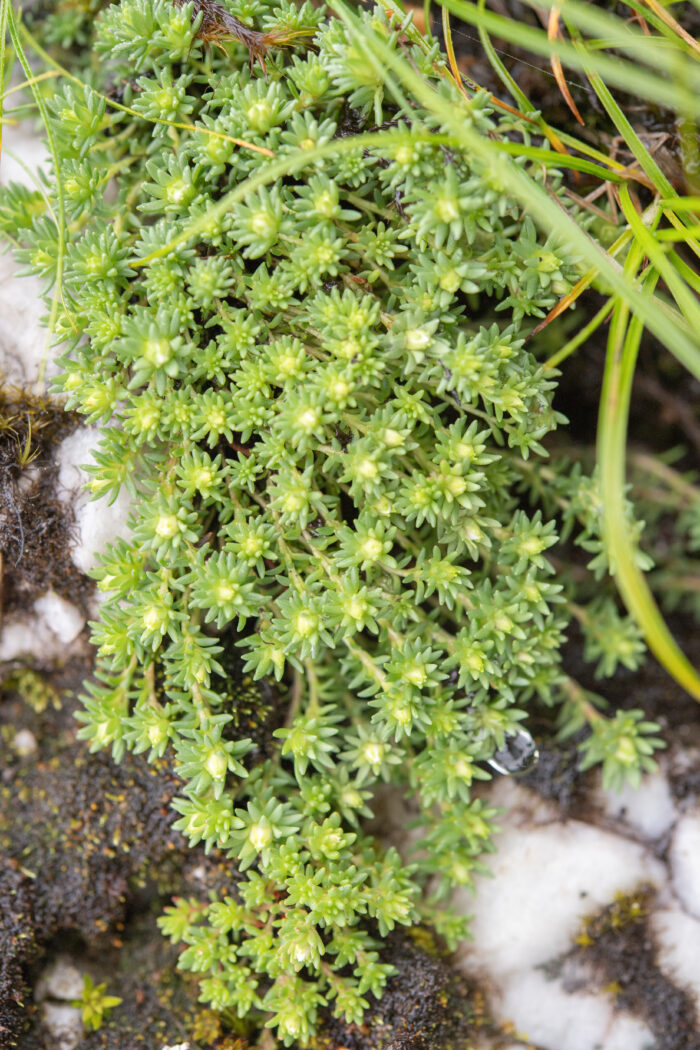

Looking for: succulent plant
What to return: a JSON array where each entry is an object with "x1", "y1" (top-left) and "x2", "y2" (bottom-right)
[{"x1": 3, "y1": 0, "x2": 668, "y2": 1042}]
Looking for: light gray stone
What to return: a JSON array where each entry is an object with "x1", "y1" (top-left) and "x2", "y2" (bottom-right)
[{"x1": 41, "y1": 1002, "x2": 84, "y2": 1050}]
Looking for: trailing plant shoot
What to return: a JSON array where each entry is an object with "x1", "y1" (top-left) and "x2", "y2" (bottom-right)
[{"x1": 1, "y1": 0, "x2": 680, "y2": 1044}]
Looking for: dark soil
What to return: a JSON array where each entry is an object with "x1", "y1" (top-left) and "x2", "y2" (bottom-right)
[
  {"x1": 0, "y1": 663, "x2": 240, "y2": 1047},
  {"x1": 211, "y1": 636, "x2": 287, "y2": 769},
  {"x1": 0, "y1": 386, "x2": 93, "y2": 619},
  {"x1": 0, "y1": 860, "x2": 38, "y2": 1048},
  {"x1": 316, "y1": 930, "x2": 517, "y2": 1050},
  {"x1": 548, "y1": 888, "x2": 700, "y2": 1050},
  {"x1": 519, "y1": 731, "x2": 589, "y2": 813}
]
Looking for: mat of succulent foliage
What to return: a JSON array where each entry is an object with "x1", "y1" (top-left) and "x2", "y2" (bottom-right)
[{"x1": 4, "y1": 0, "x2": 692, "y2": 1044}]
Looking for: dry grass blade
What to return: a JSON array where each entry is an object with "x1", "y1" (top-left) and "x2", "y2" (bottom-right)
[
  {"x1": 530, "y1": 269, "x2": 596, "y2": 337},
  {"x1": 548, "y1": 6, "x2": 585, "y2": 125},
  {"x1": 175, "y1": 0, "x2": 315, "y2": 70},
  {"x1": 441, "y1": 5, "x2": 470, "y2": 96},
  {"x1": 637, "y1": 0, "x2": 700, "y2": 54},
  {"x1": 431, "y1": 0, "x2": 571, "y2": 152}
]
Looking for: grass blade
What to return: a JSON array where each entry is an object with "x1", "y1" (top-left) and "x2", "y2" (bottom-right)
[
  {"x1": 5, "y1": 4, "x2": 66, "y2": 388},
  {"x1": 618, "y1": 182, "x2": 700, "y2": 328},
  {"x1": 440, "y1": 0, "x2": 700, "y2": 117},
  {"x1": 331, "y1": 0, "x2": 700, "y2": 382},
  {"x1": 0, "y1": 0, "x2": 11, "y2": 162},
  {"x1": 580, "y1": 65, "x2": 676, "y2": 197},
  {"x1": 598, "y1": 257, "x2": 700, "y2": 700}
]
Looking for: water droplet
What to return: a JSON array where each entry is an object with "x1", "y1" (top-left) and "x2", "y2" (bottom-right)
[{"x1": 487, "y1": 728, "x2": 539, "y2": 775}]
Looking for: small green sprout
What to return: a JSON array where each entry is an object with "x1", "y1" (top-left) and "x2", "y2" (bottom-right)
[{"x1": 71, "y1": 974, "x2": 123, "y2": 1032}]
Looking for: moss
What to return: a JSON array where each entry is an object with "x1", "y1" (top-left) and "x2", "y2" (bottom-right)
[
  {"x1": 314, "y1": 932, "x2": 478, "y2": 1050},
  {"x1": 0, "y1": 728, "x2": 187, "y2": 940},
  {"x1": 0, "y1": 668, "x2": 62, "y2": 714},
  {"x1": 0, "y1": 385, "x2": 91, "y2": 618},
  {"x1": 572, "y1": 887, "x2": 700, "y2": 1050},
  {"x1": 0, "y1": 859, "x2": 38, "y2": 1047}
]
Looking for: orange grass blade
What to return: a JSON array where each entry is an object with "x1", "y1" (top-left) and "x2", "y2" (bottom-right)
[
  {"x1": 441, "y1": 5, "x2": 470, "y2": 96},
  {"x1": 638, "y1": 0, "x2": 700, "y2": 55},
  {"x1": 548, "y1": 6, "x2": 585, "y2": 126},
  {"x1": 530, "y1": 268, "x2": 596, "y2": 337}
]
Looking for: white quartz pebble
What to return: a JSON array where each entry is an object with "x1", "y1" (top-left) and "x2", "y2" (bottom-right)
[
  {"x1": 12, "y1": 728, "x2": 38, "y2": 756},
  {"x1": 35, "y1": 957, "x2": 85, "y2": 1002},
  {"x1": 0, "y1": 590, "x2": 85, "y2": 662},
  {"x1": 1, "y1": 121, "x2": 49, "y2": 190},
  {"x1": 456, "y1": 820, "x2": 666, "y2": 974},
  {"x1": 652, "y1": 906, "x2": 700, "y2": 1009},
  {"x1": 40, "y1": 1002, "x2": 84, "y2": 1050},
  {"x1": 669, "y1": 810, "x2": 700, "y2": 920},
  {"x1": 33, "y1": 590, "x2": 86, "y2": 645},
  {"x1": 56, "y1": 428, "x2": 133, "y2": 575},
  {"x1": 597, "y1": 768, "x2": 677, "y2": 841},
  {"x1": 0, "y1": 124, "x2": 56, "y2": 390},
  {"x1": 0, "y1": 252, "x2": 48, "y2": 389},
  {"x1": 495, "y1": 969, "x2": 654, "y2": 1050}
]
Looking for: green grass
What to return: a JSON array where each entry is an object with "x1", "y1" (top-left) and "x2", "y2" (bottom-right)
[
  {"x1": 1, "y1": 0, "x2": 66, "y2": 386},
  {"x1": 395, "y1": 0, "x2": 700, "y2": 699}
]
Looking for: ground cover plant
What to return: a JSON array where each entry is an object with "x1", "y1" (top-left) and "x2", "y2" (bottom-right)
[{"x1": 1, "y1": 0, "x2": 700, "y2": 1044}]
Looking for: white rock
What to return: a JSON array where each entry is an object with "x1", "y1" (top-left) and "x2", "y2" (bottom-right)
[
  {"x1": 12, "y1": 728, "x2": 38, "y2": 756},
  {"x1": 0, "y1": 123, "x2": 55, "y2": 389},
  {"x1": 652, "y1": 906, "x2": 700, "y2": 1008},
  {"x1": 0, "y1": 560, "x2": 88, "y2": 667},
  {"x1": 453, "y1": 813, "x2": 668, "y2": 1050},
  {"x1": 597, "y1": 768, "x2": 677, "y2": 841},
  {"x1": 56, "y1": 427, "x2": 133, "y2": 574},
  {"x1": 56, "y1": 428, "x2": 101, "y2": 498},
  {"x1": 0, "y1": 591, "x2": 86, "y2": 664},
  {"x1": 474, "y1": 1041, "x2": 530, "y2": 1050},
  {"x1": 0, "y1": 617, "x2": 63, "y2": 663},
  {"x1": 495, "y1": 969, "x2": 654, "y2": 1050},
  {"x1": 455, "y1": 820, "x2": 666, "y2": 975},
  {"x1": 483, "y1": 776, "x2": 560, "y2": 827},
  {"x1": 36, "y1": 957, "x2": 85, "y2": 1001},
  {"x1": 0, "y1": 121, "x2": 49, "y2": 190},
  {"x1": 669, "y1": 810, "x2": 700, "y2": 919},
  {"x1": 33, "y1": 590, "x2": 86, "y2": 645},
  {"x1": 0, "y1": 250, "x2": 49, "y2": 390},
  {"x1": 0, "y1": 119, "x2": 63, "y2": 394},
  {"x1": 40, "y1": 1002, "x2": 84, "y2": 1050}
]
